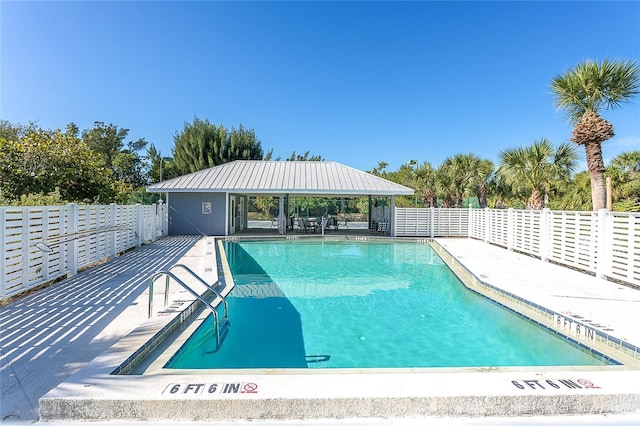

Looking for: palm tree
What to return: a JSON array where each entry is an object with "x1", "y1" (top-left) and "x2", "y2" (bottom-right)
[
  {"x1": 254, "y1": 196, "x2": 278, "y2": 219},
  {"x1": 499, "y1": 139, "x2": 578, "y2": 210},
  {"x1": 435, "y1": 162, "x2": 456, "y2": 208},
  {"x1": 436, "y1": 158, "x2": 462, "y2": 207},
  {"x1": 551, "y1": 59, "x2": 640, "y2": 210},
  {"x1": 416, "y1": 162, "x2": 437, "y2": 207},
  {"x1": 463, "y1": 154, "x2": 494, "y2": 208},
  {"x1": 610, "y1": 151, "x2": 640, "y2": 176},
  {"x1": 556, "y1": 171, "x2": 592, "y2": 211},
  {"x1": 607, "y1": 151, "x2": 640, "y2": 211},
  {"x1": 435, "y1": 154, "x2": 494, "y2": 208}
]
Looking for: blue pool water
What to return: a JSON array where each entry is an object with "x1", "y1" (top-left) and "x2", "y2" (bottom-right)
[{"x1": 166, "y1": 240, "x2": 609, "y2": 369}]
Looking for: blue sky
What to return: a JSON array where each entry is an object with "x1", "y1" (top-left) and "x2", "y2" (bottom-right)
[{"x1": 2, "y1": 1, "x2": 639, "y2": 173}]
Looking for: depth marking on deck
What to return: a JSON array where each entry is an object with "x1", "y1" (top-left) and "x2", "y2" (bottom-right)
[
  {"x1": 163, "y1": 382, "x2": 259, "y2": 396},
  {"x1": 511, "y1": 378, "x2": 600, "y2": 390}
]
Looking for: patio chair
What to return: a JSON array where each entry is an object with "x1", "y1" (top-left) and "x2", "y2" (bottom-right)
[
  {"x1": 339, "y1": 216, "x2": 349, "y2": 230},
  {"x1": 373, "y1": 219, "x2": 390, "y2": 235},
  {"x1": 326, "y1": 217, "x2": 339, "y2": 231},
  {"x1": 297, "y1": 218, "x2": 317, "y2": 233}
]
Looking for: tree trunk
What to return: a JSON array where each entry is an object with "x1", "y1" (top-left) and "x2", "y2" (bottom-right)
[
  {"x1": 527, "y1": 188, "x2": 544, "y2": 210},
  {"x1": 571, "y1": 110, "x2": 613, "y2": 211},
  {"x1": 477, "y1": 182, "x2": 488, "y2": 208},
  {"x1": 584, "y1": 141, "x2": 607, "y2": 210}
]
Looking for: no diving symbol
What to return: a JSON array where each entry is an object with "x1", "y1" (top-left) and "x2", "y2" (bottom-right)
[
  {"x1": 242, "y1": 383, "x2": 258, "y2": 394},
  {"x1": 577, "y1": 379, "x2": 600, "y2": 389}
]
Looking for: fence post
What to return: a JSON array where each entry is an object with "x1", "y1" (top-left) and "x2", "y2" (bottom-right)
[
  {"x1": 19, "y1": 208, "x2": 30, "y2": 292},
  {"x1": 390, "y1": 196, "x2": 396, "y2": 237},
  {"x1": 430, "y1": 207, "x2": 435, "y2": 238},
  {"x1": 161, "y1": 202, "x2": 168, "y2": 236},
  {"x1": 151, "y1": 203, "x2": 158, "y2": 240},
  {"x1": 506, "y1": 208, "x2": 514, "y2": 251},
  {"x1": 110, "y1": 203, "x2": 117, "y2": 257},
  {"x1": 0, "y1": 208, "x2": 5, "y2": 299},
  {"x1": 136, "y1": 203, "x2": 143, "y2": 247},
  {"x1": 67, "y1": 203, "x2": 78, "y2": 277},
  {"x1": 42, "y1": 207, "x2": 50, "y2": 281},
  {"x1": 484, "y1": 207, "x2": 490, "y2": 243},
  {"x1": 540, "y1": 208, "x2": 550, "y2": 261},
  {"x1": 596, "y1": 209, "x2": 611, "y2": 280}
]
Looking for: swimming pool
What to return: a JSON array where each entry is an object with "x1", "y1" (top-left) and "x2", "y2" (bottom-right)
[{"x1": 166, "y1": 239, "x2": 612, "y2": 369}]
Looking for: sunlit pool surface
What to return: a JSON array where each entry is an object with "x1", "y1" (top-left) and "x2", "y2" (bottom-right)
[{"x1": 166, "y1": 240, "x2": 610, "y2": 369}]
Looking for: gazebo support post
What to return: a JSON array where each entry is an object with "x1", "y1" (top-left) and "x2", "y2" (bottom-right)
[
  {"x1": 390, "y1": 195, "x2": 396, "y2": 237},
  {"x1": 278, "y1": 195, "x2": 285, "y2": 235}
]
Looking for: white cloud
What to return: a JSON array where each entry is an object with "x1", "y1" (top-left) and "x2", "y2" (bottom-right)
[{"x1": 607, "y1": 134, "x2": 640, "y2": 149}]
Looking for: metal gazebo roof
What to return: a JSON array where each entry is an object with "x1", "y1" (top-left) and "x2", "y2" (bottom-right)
[{"x1": 147, "y1": 161, "x2": 414, "y2": 197}]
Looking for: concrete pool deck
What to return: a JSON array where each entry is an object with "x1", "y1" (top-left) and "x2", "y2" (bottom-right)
[{"x1": 1, "y1": 235, "x2": 639, "y2": 423}]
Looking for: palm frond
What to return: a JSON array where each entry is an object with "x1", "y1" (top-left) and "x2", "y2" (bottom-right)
[{"x1": 551, "y1": 59, "x2": 640, "y2": 122}]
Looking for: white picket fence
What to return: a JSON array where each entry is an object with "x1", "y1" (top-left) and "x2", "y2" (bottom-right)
[
  {"x1": 395, "y1": 207, "x2": 638, "y2": 286},
  {"x1": 1, "y1": 203, "x2": 168, "y2": 300}
]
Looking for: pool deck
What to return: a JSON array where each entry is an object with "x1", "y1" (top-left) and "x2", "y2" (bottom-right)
[{"x1": 2, "y1": 235, "x2": 639, "y2": 424}]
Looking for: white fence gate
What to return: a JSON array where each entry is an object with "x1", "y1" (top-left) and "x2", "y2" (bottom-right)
[{"x1": 1, "y1": 203, "x2": 167, "y2": 300}]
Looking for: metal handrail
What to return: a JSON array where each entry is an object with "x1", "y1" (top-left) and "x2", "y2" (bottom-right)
[
  {"x1": 167, "y1": 264, "x2": 228, "y2": 318},
  {"x1": 148, "y1": 271, "x2": 225, "y2": 349}
]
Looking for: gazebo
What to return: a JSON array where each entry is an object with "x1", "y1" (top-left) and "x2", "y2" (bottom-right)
[{"x1": 146, "y1": 160, "x2": 414, "y2": 236}]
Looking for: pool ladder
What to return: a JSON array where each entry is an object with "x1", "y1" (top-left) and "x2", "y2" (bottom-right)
[{"x1": 149, "y1": 264, "x2": 230, "y2": 352}]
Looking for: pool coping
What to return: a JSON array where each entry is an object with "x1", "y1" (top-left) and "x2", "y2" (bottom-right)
[{"x1": 38, "y1": 236, "x2": 640, "y2": 421}]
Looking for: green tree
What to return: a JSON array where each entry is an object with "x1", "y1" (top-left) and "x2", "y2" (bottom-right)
[
  {"x1": 83, "y1": 121, "x2": 128, "y2": 167},
  {"x1": 607, "y1": 150, "x2": 640, "y2": 211},
  {"x1": 384, "y1": 161, "x2": 419, "y2": 207},
  {"x1": 416, "y1": 162, "x2": 437, "y2": 207},
  {"x1": 551, "y1": 59, "x2": 640, "y2": 210},
  {"x1": 486, "y1": 171, "x2": 515, "y2": 209},
  {"x1": 369, "y1": 161, "x2": 388, "y2": 178},
  {"x1": 435, "y1": 154, "x2": 490, "y2": 208},
  {"x1": 470, "y1": 157, "x2": 495, "y2": 208},
  {"x1": 0, "y1": 120, "x2": 41, "y2": 142},
  {"x1": 286, "y1": 151, "x2": 324, "y2": 161},
  {"x1": 254, "y1": 196, "x2": 278, "y2": 218},
  {"x1": 224, "y1": 125, "x2": 264, "y2": 162},
  {"x1": 499, "y1": 139, "x2": 578, "y2": 210},
  {"x1": 82, "y1": 121, "x2": 148, "y2": 186},
  {"x1": 0, "y1": 127, "x2": 114, "y2": 203},
  {"x1": 172, "y1": 117, "x2": 263, "y2": 174},
  {"x1": 555, "y1": 171, "x2": 592, "y2": 211},
  {"x1": 435, "y1": 162, "x2": 457, "y2": 208},
  {"x1": 147, "y1": 144, "x2": 179, "y2": 183}
]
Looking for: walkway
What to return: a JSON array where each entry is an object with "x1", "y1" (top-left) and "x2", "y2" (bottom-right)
[{"x1": 0, "y1": 236, "x2": 202, "y2": 423}]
